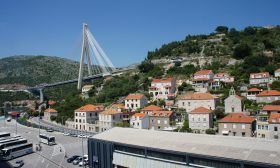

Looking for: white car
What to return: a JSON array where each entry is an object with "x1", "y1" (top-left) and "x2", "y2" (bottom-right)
[
  {"x1": 63, "y1": 132, "x2": 70, "y2": 136},
  {"x1": 78, "y1": 134, "x2": 86, "y2": 138}
]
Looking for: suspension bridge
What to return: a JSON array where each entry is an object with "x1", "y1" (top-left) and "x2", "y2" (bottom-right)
[{"x1": 23, "y1": 23, "x2": 134, "y2": 100}]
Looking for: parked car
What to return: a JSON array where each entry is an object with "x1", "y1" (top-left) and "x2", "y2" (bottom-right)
[
  {"x1": 78, "y1": 134, "x2": 86, "y2": 138},
  {"x1": 78, "y1": 160, "x2": 88, "y2": 167},
  {"x1": 7, "y1": 118, "x2": 11, "y2": 122},
  {"x1": 46, "y1": 128, "x2": 54, "y2": 132},
  {"x1": 14, "y1": 160, "x2": 24, "y2": 168},
  {"x1": 73, "y1": 156, "x2": 83, "y2": 165},
  {"x1": 70, "y1": 133, "x2": 77, "y2": 137},
  {"x1": 67, "y1": 155, "x2": 80, "y2": 163},
  {"x1": 63, "y1": 132, "x2": 70, "y2": 136}
]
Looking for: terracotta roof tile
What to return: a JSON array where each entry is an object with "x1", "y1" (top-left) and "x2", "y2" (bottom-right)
[
  {"x1": 247, "y1": 88, "x2": 261, "y2": 92},
  {"x1": 44, "y1": 108, "x2": 57, "y2": 113},
  {"x1": 214, "y1": 72, "x2": 229, "y2": 77},
  {"x1": 132, "y1": 113, "x2": 147, "y2": 118},
  {"x1": 179, "y1": 92, "x2": 218, "y2": 100},
  {"x1": 100, "y1": 109, "x2": 122, "y2": 115},
  {"x1": 250, "y1": 72, "x2": 270, "y2": 78},
  {"x1": 111, "y1": 104, "x2": 125, "y2": 109},
  {"x1": 48, "y1": 100, "x2": 56, "y2": 106},
  {"x1": 257, "y1": 90, "x2": 280, "y2": 97},
  {"x1": 190, "y1": 107, "x2": 213, "y2": 113},
  {"x1": 268, "y1": 113, "x2": 280, "y2": 123},
  {"x1": 194, "y1": 70, "x2": 213, "y2": 76},
  {"x1": 235, "y1": 95, "x2": 243, "y2": 100},
  {"x1": 262, "y1": 105, "x2": 280, "y2": 111},
  {"x1": 219, "y1": 113, "x2": 255, "y2": 123},
  {"x1": 192, "y1": 78, "x2": 210, "y2": 81},
  {"x1": 142, "y1": 105, "x2": 163, "y2": 111},
  {"x1": 75, "y1": 104, "x2": 104, "y2": 112},
  {"x1": 152, "y1": 78, "x2": 174, "y2": 83},
  {"x1": 125, "y1": 93, "x2": 146, "y2": 100},
  {"x1": 149, "y1": 110, "x2": 173, "y2": 117}
]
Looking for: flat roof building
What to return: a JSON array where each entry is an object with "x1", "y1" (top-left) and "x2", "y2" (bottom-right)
[{"x1": 88, "y1": 127, "x2": 280, "y2": 168}]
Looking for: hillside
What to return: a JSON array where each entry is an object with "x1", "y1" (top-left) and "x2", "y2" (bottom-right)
[
  {"x1": 142, "y1": 26, "x2": 280, "y2": 83},
  {"x1": 0, "y1": 55, "x2": 81, "y2": 87}
]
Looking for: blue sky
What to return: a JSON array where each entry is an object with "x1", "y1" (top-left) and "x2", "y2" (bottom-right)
[{"x1": 0, "y1": 0, "x2": 279, "y2": 67}]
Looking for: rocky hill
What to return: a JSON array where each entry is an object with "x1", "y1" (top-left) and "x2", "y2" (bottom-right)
[{"x1": 0, "y1": 55, "x2": 82, "y2": 87}]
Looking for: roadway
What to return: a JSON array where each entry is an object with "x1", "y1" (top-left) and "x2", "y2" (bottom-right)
[{"x1": 0, "y1": 119, "x2": 88, "y2": 168}]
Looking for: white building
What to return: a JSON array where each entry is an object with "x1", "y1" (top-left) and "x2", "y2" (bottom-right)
[
  {"x1": 212, "y1": 72, "x2": 234, "y2": 90},
  {"x1": 82, "y1": 85, "x2": 94, "y2": 93},
  {"x1": 224, "y1": 87, "x2": 244, "y2": 113},
  {"x1": 130, "y1": 113, "x2": 149, "y2": 129},
  {"x1": 256, "y1": 90, "x2": 280, "y2": 103},
  {"x1": 125, "y1": 93, "x2": 148, "y2": 111},
  {"x1": 246, "y1": 88, "x2": 262, "y2": 100},
  {"x1": 148, "y1": 78, "x2": 176, "y2": 100},
  {"x1": 189, "y1": 107, "x2": 214, "y2": 132},
  {"x1": 249, "y1": 72, "x2": 270, "y2": 85},
  {"x1": 275, "y1": 68, "x2": 280, "y2": 78},
  {"x1": 178, "y1": 92, "x2": 218, "y2": 113},
  {"x1": 99, "y1": 108, "x2": 123, "y2": 132},
  {"x1": 74, "y1": 104, "x2": 104, "y2": 131},
  {"x1": 44, "y1": 108, "x2": 58, "y2": 121},
  {"x1": 192, "y1": 70, "x2": 214, "y2": 93}
]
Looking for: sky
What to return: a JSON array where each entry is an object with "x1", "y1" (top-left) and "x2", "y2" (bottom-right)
[{"x1": 0, "y1": 0, "x2": 279, "y2": 67}]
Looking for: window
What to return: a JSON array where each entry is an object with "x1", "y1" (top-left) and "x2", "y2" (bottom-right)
[
  {"x1": 158, "y1": 126, "x2": 161, "y2": 129},
  {"x1": 231, "y1": 107, "x2": 234, "y2": 112},
  {"x1": 258, "y1": 125, "x2": 261, "y2": 129},
  {"x1": 114, "y1": 145, "x2": 145, "y2": 155},
  {"x1": 133, "y1": 122, "x2": 135, "y2": 126},
  {"x1": 147, "y1": 150, "x2": 186, "y2": 163},
  {"x1": 151, "y1": 119, "x2": 154, "y2": 123},
  {"x1": 182, "y1": 102, "x2": 185, "y2": 106},
  {"x1": 224, "y1": 124, "x2": 227, "y2": 129},
  {"x1": 242, "y1": 132, "x2": 246, "y2": 137},
  {"x1": 189, "y1": 156, "x2": 240, "y2": 168},
  {"x1": 75, "y1": 113, "x2": 77, "y2": 116},
  {"x1": 233, "y1": 132, "x2": 236, "y2": 136},
  {"x1": 188, "y1": 102, "x2": 191, "y2": 106},
  {"x1": 274, "y1": 127, "x2": 278, "y2": 132},
  {"x1": 233, "y1": 124, "x2": 236, "y2": 129},
  {"x1": 261, "y1": 134, "x2": 265, "y2": 138},
  {"x1": 158, "y1": 120, "x2": 161, "y2": 124},
  {"x1": 90, "y1": 113, "x2": 92, "y2": 117},
  {"x1": 164, "y1": 120, "x2": 167, "y2": 124},
  {"x1": 79, "y1": 119, "x2": 81, "y2": 123},
  {"x1": 137, "y1": 122, "x2": 139, "y2": 126},
  {"x1": 136, "y1": 104, "x2": 138, "y2": 108},
  {"x1": 242, "y1": 124, "x2": 245, "y2": 129}
]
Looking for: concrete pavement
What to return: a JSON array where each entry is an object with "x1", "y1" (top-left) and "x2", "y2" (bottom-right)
[{"x1": 0, "y1": 119, "x2": 88, "y2": 168}]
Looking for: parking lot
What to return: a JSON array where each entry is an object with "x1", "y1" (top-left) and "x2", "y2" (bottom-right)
[{"x1": 0, "y1": 119, "x2": 89, "y2": 168}]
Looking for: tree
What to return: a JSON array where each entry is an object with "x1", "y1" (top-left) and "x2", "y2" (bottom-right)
[
  {"x1": 50, "y1": 116, "x2": 56, "y2": 121},
  {"x1": 206, "y1": 129, "x2": 216, "y2": 135},
  {"x1": 180, "y1": 120, "x2": 192, "y2": 132},
  {"x1": 233, "y1": 43, "x2": 251, "y2": 59},
  {"x1": 215, "y1": 26, "x2": 228, "y2": 34},
  {"x1": 213, "y1": 108, "x2": 226, "y2": 119},
  {"x1": 271, "y1": 81, "x2": 280, "y2": 91},
  {"x1": 138, "y1": 61, "x2": 154, "y2": 73}
]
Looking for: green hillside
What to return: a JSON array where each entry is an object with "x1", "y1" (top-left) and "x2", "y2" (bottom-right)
[{"x1": 0, "y1": 55, "x2": 81, "y2": 86}]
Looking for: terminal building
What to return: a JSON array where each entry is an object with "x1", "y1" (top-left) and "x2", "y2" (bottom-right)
[{"x1": 88, "y1": 128, "x2": 280, "y2": 168}]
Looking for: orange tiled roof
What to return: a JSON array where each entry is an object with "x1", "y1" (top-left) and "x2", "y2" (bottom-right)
[
  {"x1": 250, "y1": 72, "x2": 270, "y2": 78},
  {"x1": 235, "y1": 95, "x2": 243, "y2": 100},
  {"x1": 142, "y1": 105, "x2": 163, "y2": 111},
  {"x1": 262, "y1": 105, "x2": 280, "y2": 111},
  {"x1": 247, "y1": 88, "x2": 261, "y2": 92},
  {"x1": 214, "y1": 72, "x2": 229, "y2": 77},
  {"x1": 100, "y1": 109, "x2": 122, "y2": 115},
  {"x1": 132, "y1": 113, "x2": 146, "y2": 118},
  {"x1": 179, "y1": 92, "x2": 217, "y2": 100},
  {"x1": 190, "y1": 107, "x2": 213, "y2": 113},
  {"x1": 152, "y1": 78, "x2": 174, "y2": 83},
  {"x1": 194, "y1": 70, "x2": 213, "y2": 76},
  {"x1": 111, "y1": 103, "x2": 125, "y2": 109},
  {"x1": 149, "y1": 110, "x2": 173, "y2": 117},
  {"x1": 125, "y1": 93, "x2": 146, "y2": 100},
  {"x1": 192, "y1": 78, "x2": 210, "y2": 81},
  {"x1": 75, "y1": 104, "x2": 104, "y2": 112},
  {"x1": 219, "y1": 113, "x2": 255, "y2": 123},
  {"x1": 257, "y1": 90, "x2": 280, "y2": 97},
  {"x1": 268, "y1": 113, "x2": 280, "y2": 123},
  {"x1": 48, "y1": 100, "x2": 56, "y2": 106},
  {"x1": 44, "y1": 108, "x2": 57, "y2": 113}
]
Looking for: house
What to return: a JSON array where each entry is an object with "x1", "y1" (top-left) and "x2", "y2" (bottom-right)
[
  {"x1": 256, "y1": 113, "x2": 270, "y2": 139},
  {"x1": 268, "y1": 113, "x2": 280, "y2": 139},
  {"x1": 256, "y1": 90, "x2": 280, "y2": 103},
  {"x1": 74, "y1": 104, "x2": 104, "y2": 132},
  {"x1": 121, "y1": 112, "x2": 136, "y2": 124},
  {"x1": 149, "y1": 78, "x2": 176, "y2": 100},
  {"x1": 141, "y1": 105, "x2": 163, "y2": 115},
  {"x1": 130, "y1": 113, "x2": 149, "y2": 129},
  {"x1": 262, "y1": 105, "x2": 280, "y2": 114},
  {"x1": 110, "y1": 103, "x2": 125, "y2": 112},
  {"x1": 178, "y1": 92, "x2": 218, "y2": 113},
  {"x1": 275, "y1": 68, "x2": 280, "y2": 78},
  {"x1": 218, "y1": 113, "x2": 256, "y2": 137},
  {"x1": 99, "y1": 108, "x2": 123, "y2": 132},
  {"x1": 249, "y1": 72, "x2": 270, "y2": 85},
  {"x1": 246, "y1": 88, "x2": 262, "y2": 100},
  {"x1": 224, "y1": 87, "x2": 244, "y2": 113},
  {"x1": 192, "y1": 70, "x2": 214, "y2": 93},
  {"x1": 189, "y1": 107, "x2": 214, "y2": 133},
  {"x1": 149, "y1": 110, "x2": 175, "y2": 131},
  {"x1": 125, "y1": 93, "x2": 148, "y2": 111},
  {"x1": 212, "y1": 72, "x2": 234, "y2": 90},
  {"x1": 44, "y1": 108, "x2": 58, "y2": 121},
  {"x1": 82, "y1": 85, "x2": 94, "y2": 93}
]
